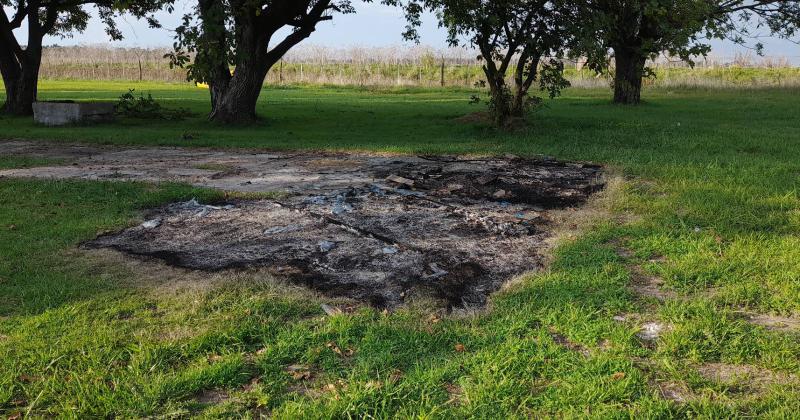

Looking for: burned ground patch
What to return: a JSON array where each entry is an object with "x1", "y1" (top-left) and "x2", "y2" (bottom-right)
[{"x1": 73, "y1": 153, "x2": 603, "y2": 308}]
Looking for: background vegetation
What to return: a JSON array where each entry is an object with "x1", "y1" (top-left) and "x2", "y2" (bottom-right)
[{"x1": 35, "y1": 45, "x2": 800, "y2": 88}]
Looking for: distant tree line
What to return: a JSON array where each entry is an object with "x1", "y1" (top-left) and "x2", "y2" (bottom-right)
[{"x1": 1, "y1": 0, "x2": 798, "y2": 126}]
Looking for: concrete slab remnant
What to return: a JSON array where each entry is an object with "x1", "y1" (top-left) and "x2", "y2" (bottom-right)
[{"x1": 32, "y1": 101, "x2": 115, "y2": 126}]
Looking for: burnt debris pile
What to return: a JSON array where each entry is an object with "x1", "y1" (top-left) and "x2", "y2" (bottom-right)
[{"x1": 86, "y1": 155, "x2": 604, "y2": 308}]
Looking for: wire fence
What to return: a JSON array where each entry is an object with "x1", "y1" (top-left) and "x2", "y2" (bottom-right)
[{"x1": 39, "y1": 44, "x2": 800, "y2": 88}]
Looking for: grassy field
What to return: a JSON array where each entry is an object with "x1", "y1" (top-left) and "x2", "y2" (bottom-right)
[{"x1": 1, "y1": 81, "x2": 799, "y2": 417}]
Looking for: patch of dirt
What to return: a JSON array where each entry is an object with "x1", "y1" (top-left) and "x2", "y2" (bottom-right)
[
  {"x1": 194, "y1": 389, "x2": 230, "y2": 404},
  {"x1": 738, "y1": 312, "x2": 800, "y2": 332},
  {"x1": 632, "y1": 358, "x2": 697, "y2": 403},
  {"x1": 614, "y1": 246, "x2": 634, "y2": 259},
  {"x1": 1, "y1": 141, "x2": 604, "y2": 309},
  {"x1": 629, "y1": 268, "x2": 675, "y2": 302},
  {"x1": 443, "y1": 383, "x2": 464, "y2": 405},
  {"x1": 72, "y1": 248, "x2": 324, "y2": 303},
  {"x1": 697, "y1": 363, "x2": 798, "y2": 391},
  {"x1": 548, "y1": 327, "x2": 591, "y2": 356},
  {"x1": 613, "y1": 245, "x2": 675, "y2": 302},
  {"x1": 656, "y1": 381, "x2": 695, "y2": 403},
  {"x1": 0, "y1": 140, "x2": 99, "y2": 162}
]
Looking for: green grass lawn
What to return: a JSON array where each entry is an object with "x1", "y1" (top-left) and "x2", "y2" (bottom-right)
[{"x1": 1, "y1": 81, "x2": 799, "y2": 418}]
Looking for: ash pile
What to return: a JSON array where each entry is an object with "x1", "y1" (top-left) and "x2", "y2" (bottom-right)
[{"x1": 86, "y1": 156, "x2": 604, "y2": 308}]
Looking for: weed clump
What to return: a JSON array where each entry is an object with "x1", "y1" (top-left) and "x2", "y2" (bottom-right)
[{"x1": 116, "y1": 89, "x2": 192, "y2": 120}]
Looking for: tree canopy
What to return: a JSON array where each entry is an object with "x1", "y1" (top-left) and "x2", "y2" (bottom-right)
[
  {"x1": 573, "y1": 0, "x2": 800, "y2": 104},
  {"x1": 2, "y1": 0, "x2": 798, "y2": 120},
  {"x1": 166, "y1": 0, "x2": 355, "y2": 123},
  {"x1": 387, "y1": 0, "x2": 573, "y2": 126},
  {"x1": 0, "y1": 0, "x2": 170, "y2": 114}
]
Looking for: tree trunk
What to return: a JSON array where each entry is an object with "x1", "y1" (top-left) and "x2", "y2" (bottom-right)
[
  {"x1": 208, "y1": 69, "x2": 265, "y2": 123},
  {"x1": 1, "y1": 11, "x2": 44, "y2": 116},
  {"x1": 484, "y1": 68, "x2": 511, "y2": 127},
  {"x1": 613, "y1": 47, "x2": 646, "y2": 105},
  {"x1": 510, "y1": 54, "x2": 540, "y2": 117},
  {"x1": 194, "y1": 0, "x2": 327, "y2": 124},
  {"x1": 509, "y1": 87, "x2": 527, "y2": 117},
  {"x1": 1, "y1": 55, "x2": 40, "y2": 116},
  {"x1": 201, "y1": 33, "x2": 315, "y2": 123}
]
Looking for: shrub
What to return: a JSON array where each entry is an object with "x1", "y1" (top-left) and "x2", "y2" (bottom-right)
[{"x1": 115, "y1": 89, "x2": 192, "y2": 120}]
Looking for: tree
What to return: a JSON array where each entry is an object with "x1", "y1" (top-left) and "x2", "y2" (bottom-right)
[
  {"x1": 573, "y1": 0, "x2": 800, "y2": 104},
  {"x1": 386, "y1": 0, "x2": 572, "y2": 127},
  {"x1": 167, "y1": 0, "x2": 354, "y2": 123},
  {"x1": 0, "y1": 0, "x2": 167, "y2": 115}
]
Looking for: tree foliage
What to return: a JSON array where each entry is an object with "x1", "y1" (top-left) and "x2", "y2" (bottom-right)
[
  {"x1": 166, "y1": 0, "x2": 355, "y2": 123},
  {"x1": 572, "y1": 0, "x2": 800, "y2": 104},
  {"x1": 0, "y1": 0, "x2": 169, "y2": 114},
  {"x1": 387, "y1": 0, "x2": 574, "y2": 127}
]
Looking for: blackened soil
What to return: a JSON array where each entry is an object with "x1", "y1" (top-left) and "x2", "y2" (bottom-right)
[{"x1": 84, "y1": 155, "x2": 604, "y2": 309}]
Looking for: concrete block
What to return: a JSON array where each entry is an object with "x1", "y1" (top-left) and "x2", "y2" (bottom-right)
[{"x1": 33, "y1": 101, "x2": 115, "y2": 126}]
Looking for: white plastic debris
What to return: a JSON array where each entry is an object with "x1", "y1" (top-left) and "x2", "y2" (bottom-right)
[
  {"x1": 426, "y1": 263, "x2": 449, "y2": 279},
  {"x1": 321, "y1": 304, "x2": 342, "y2": 316},
  {"x1": 331, "y1": 195, "x2": 353, "y2": 215},
  {"x1": 318, "y1": 240, "x2": 337, "y2": 252},
  {"x1": 264, "y1": 225, "x2": 300, "y2": 235},
  {"x1": 141, "y1": 219, "x2": 161, "y2": 229},
  {"x1": 637, "y1": 322, "x2": 665, "y2": 341},
  {"x1": 382, "y1": 246, "x2": 399, "y2": 254},
  {"x1": 176, "y1": 198, "x2": 233, "y2": 218}
]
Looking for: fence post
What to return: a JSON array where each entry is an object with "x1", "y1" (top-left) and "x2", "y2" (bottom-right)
[
  {"x1": 441, "y1": 59, "x2": 445, "y2": 87},
  {"x1": 279, "y1": 60, "x2": 284, "y2": 84}
]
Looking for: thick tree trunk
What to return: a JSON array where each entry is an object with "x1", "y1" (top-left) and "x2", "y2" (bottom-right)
[
  {"x1": 1, "y1": 61, "x2": 39, "y2": 115},
  {"x1": 197, "y1": 0, "x2": 325, "y2": 124},
  {"x1": 613, "y1": 47, "x2": 646, "y2": 105},
  {"x1": 1, "y1": 12, "x2": 44, "y2": 116},
  {"x1": 208, "y1": 69, "x2": 265, "y2": 123}
]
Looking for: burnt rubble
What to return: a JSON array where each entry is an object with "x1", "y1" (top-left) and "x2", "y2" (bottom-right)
[{"x1": 85, "y1": 155, "x2": 604, "y2": 308}]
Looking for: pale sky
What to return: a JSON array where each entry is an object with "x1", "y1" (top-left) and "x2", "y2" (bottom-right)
[{"x1": 7, "y1": 0, "x2": 800, "y2": 63}]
